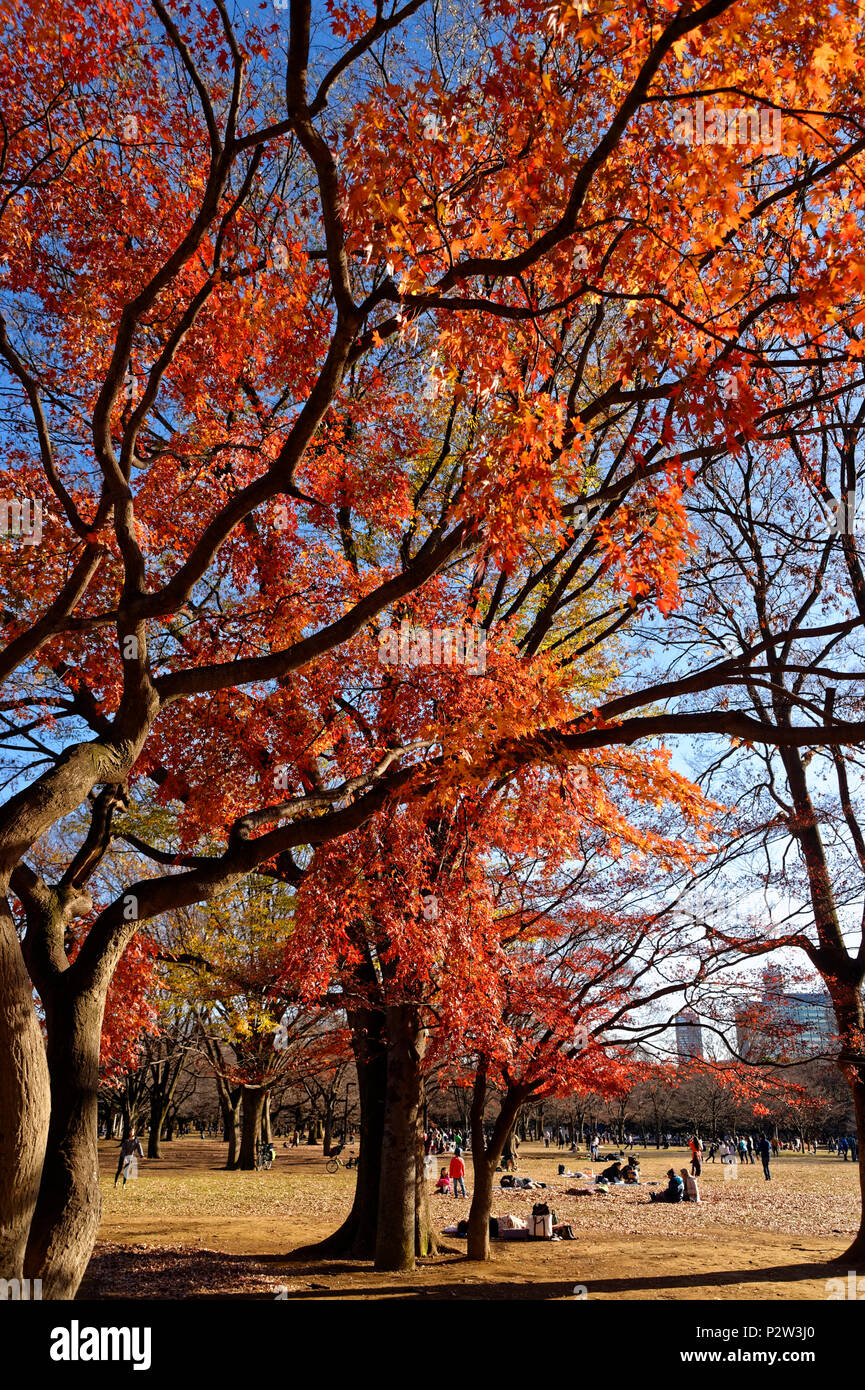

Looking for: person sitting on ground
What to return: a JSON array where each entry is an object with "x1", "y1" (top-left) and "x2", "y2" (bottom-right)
[
  {"x1": 600, "y1": 1160, "x2": 626, "y2": 1184},
  {"x1": 681, "y1": 1168, "x2": 702, "y2": 1203},
  {"x1": 434, "y1": 1167, "x2": 450, "y2": 1195},
  {"x1": 623, "y1": 1156, "x2": 641, "y2": 1183},
  {"x1": 649, "y1": 1168, "x2": 684, "y2": 1203}
]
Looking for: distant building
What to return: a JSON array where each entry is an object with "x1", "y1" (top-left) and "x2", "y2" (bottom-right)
[
  {"x1": 736, "y1": 966, "x2": 836, "y2": 1061},
  {"x1": 675, "y1": 1007, "x2": 704, "y2": 1062}
]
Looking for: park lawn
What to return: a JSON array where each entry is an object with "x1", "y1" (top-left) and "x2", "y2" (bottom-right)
[{"x1": 79, "y1": 1138, "x2": 861, "y2": 1300}]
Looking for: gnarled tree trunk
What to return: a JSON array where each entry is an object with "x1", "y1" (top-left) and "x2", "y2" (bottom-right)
[
  {"x1": 147, "y1": 1093, "x2": 169, "y2": 1159},
  {"x1": 222, "y1": 1087, "x2": 241, "y2": 1169},
  {"x1": 414, "y1": 1080, "x2": 437, "y2": 1258},
  {"x1": 304, "y1": 1003, "x2": 387, "y2": 1260},
  {"x1": 238, "y1": 1086, "x2": 267, "y2": 1170},
  {"x1": 374, "y1": 1002, "x2": 426, "y2": 1272},
  {"x1": 843, "y1": 1070, "x2": 865, "y2": 1266},
  {"x1": 0, "y1": 896, "x2": 50, "y2": 1282},
  {"x1": 23, "y1": 982, "x2": 105, "y2": 1299},
  {"x1": 467, "y1": 1064, "x2": 529, "y2": 1262}
]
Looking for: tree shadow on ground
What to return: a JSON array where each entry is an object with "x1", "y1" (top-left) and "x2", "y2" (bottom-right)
[{"x1": 78, "y1": 1243, "x2": 859, "y2": 1300}]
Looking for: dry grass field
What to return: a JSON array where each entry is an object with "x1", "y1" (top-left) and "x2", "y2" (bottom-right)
[{"x1": 76, "y1": 1138, "x2": 863, "y2": 1300}]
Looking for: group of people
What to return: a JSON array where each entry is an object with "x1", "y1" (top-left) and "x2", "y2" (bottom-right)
[
  {"x1": 543, "y1": 1128, "x2": 581, "y2": 1150},
  {"x1": 649, "y1": 1167, "x2": 702, "y2": 1204},
  {"x1": 424, "y1": 1124, "x2": 467, "y2": 1156},
  {"x1": 702, "y1": 1134, "x2": 774, "y2": 1179},
  {"x1": 828, "y1": 1135, "x2": 860, "y2": 1160},
  {"x1": 598, "y1": 1156, "x2": 641, "y2": 1185}
]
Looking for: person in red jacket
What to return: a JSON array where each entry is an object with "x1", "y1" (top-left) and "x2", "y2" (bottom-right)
[{"x1": 449, "y1": 1147, "x2": 467, "y2": 1198}]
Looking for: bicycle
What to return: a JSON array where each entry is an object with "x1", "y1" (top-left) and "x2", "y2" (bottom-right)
[
  {"x1": 256, "y1": 1140, "x2": 276, "y2": 1171},
  {"x1": 325, "y1": 1145, "x2": 356, "y2": 1173}
]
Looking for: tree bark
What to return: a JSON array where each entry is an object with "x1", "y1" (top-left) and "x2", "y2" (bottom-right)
[
  {"x1": 226, "y1": 1091, "x2": 241, "y2": 1168},
  {"x1": 841, "y1": 1067, "x2": 865, "y2": 1266},
  {"x1": 466, "y1": 1065, "x2": 527, "y2": 1262},
  {"x1": 374, "y1": 1002, "x2": 426, "y2": 1272},
  {"x1": 467, "y1": 1160, "x2": 496, "y2": 1262},
  {"x1": 0, "y1": 895, "x2": 50, "y2": 1281},
  {"x1": 299, "y1": 1003, "x2": 387, "y2": 1260},
  {"x1": 322, "y1": 1108, "x2": 334, "y2": 1158},
  {"x1": 414, "y1": 1081, "x2": 437, "y2": 1257},
  {"x1": 23, "y1": 983, "x2": 105, "y2": 1299},
  {"x1": 214, "y1": 1078, "x2": 241, "y2": 1168},
  {"x1": 147, "y1": 1094, "x2": 168, "y2": 1159},
  {"x1": 238, "y1": 1087, "x2": 267, "y2": 1170}
]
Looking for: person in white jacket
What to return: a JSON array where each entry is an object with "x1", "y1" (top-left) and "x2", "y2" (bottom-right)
[{"x1": 681, "y1": 1168, "x2": 702, "y2": 1203}]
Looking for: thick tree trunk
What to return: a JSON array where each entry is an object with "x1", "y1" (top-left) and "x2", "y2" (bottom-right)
[
  {"x1": 374, "y1": 1003, "x2": 426, "y2": 1272},
  {"x1": 414, "y1": 1083, "x2": 437, "y2": 1258},
  {"x1": 841, "y1": 1069, "x2": 865, "y2": 1266},
  {"x1": 23, "y1": 984, "x2": 105, "y2": 1299},
  {"x1": 238, "y1": 1087, "x2": 267, "y2": 1170},
  {"x1": 147, "y1": 1094, "x2": 167, "y2": 1159},
  {"x1": 467, "y1": 1066, "x2": 526, "y2": 1262},
  {"x1": 217, "y1": 1084, "x2": 241, "y2": 1168},
  {"x1": 0, "y1": 896, "x2": 50, "y2": 1281},
  {"x1": 467, "y1": 1160, "x2": 495, "y2": 1261},
  {"x1": 300, "y1": 1004, "x2": 387, "y2": 1260}
]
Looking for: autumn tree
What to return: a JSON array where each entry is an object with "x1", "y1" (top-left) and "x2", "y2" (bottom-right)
[
  {"x1": 659, "y1": 399, "x2": 865, "y2": 1261},
  {"x1": 159, "y1": 879, "x2": 324, "y2": 1168},
  {"x1": 5, "y1": 0, "x2": 865, "y2": 1296}
]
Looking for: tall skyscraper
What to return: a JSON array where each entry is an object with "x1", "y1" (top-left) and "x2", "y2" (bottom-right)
[{"x1": 675, "y1": 1007, "x2": 705, "y2": 1062}]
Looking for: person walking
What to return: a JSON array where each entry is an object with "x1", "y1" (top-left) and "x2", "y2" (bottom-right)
[
  {"x1": 114, "y1": 1130, "x2": 144, "y2": 1188},
  {"x1": 758, "y1": 1133, "x2": 772, "y2": 1181},
  {"x1": 449, "y1": 1147, "x2": 467, "y2": 1198}
]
